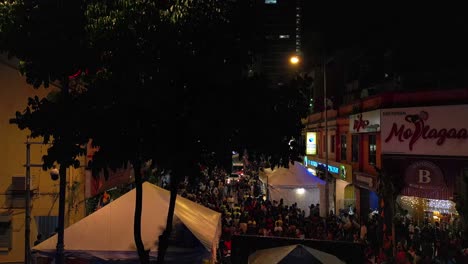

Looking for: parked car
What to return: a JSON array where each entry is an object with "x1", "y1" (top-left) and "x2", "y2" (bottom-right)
[{"x1": 226, "y1": 173, "x2": 241, "y2": 185}]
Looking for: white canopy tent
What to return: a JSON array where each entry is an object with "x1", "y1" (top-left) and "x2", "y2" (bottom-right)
[
  {"x1": 33, "y1": 182, "x2": 221, "y2": 263},
  {"x1": 248, "y1": 244, "x2": 345, "y2": 264},
  {"x1": 260, "y1": 162, "x2": 325, "y2": 213}
]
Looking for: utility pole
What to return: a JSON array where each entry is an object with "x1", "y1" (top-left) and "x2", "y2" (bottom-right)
[
  {"x1": 323, "y1": 55, "x2": 335, "y2": 215},
  {"x1": 24, "y1": 139, "x2": 53, "y2": 263},
  {"x1": 56, "y1": 166, "x2": 66, "y2": 264},
  {"x1": 24, "y1": 139, "x2": 63, "y2": 264},
  {"x1": 324, "y1": 58, "x2": 329, "y2": 216},
  {"x1": 25, "y1": 138, "x2": 31, "y2": 264}
]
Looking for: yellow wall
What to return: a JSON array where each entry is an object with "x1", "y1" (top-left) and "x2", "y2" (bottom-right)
[
  {"x1": 335, "y1": 179, "x2": 348, "y2": 212},
  {"x1": 0, "y1": 57, "x2": 86, "y2": 263}
]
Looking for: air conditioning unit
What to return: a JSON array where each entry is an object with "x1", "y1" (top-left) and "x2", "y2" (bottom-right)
[
  {"x1": 0, "y1": 213, "x2": 11, "y2": 223},
  {"x1": 11, "y1": 176, "x2": 25, "y2": 191}
]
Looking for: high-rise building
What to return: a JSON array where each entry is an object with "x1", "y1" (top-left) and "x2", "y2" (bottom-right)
[{"x1": 255, "y1": 0, "x2": 302, "y2": 88}]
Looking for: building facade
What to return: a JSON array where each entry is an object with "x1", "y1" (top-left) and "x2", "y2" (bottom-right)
[
  {"x1": 304, "y1": 88, "x2": 468, "y2": 223},
  {"x1": 0, "y1": 56, "x2": 86, "y2": 263},
  {"x1": 304, "y1": 109, "x2": 354, "y2": 217},
  {"x1": 381, "y1": 104, "x2": 468, "y2": 224}
]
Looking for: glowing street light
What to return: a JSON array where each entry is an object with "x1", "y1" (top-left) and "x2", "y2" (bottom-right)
[{"x1": 289, "y1": 55, "x2": 300, "y2": 65}]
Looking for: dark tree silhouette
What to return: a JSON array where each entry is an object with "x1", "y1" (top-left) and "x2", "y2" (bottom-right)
[{"x1": 1, "y1": 1, "x2": 308, "y2": 263}]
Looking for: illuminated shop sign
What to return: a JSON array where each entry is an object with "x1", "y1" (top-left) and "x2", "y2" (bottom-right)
[
  {"x1": 349, "y1": 110, "x2": 381, "y2": 133},
  {"x1": 306, "y1": 160, "x2": 339, "y2": 174},
  {"x1": 381, "y1": 105, "x2": 468, "y2": 156},
  {"x1": 306, "y1": 132, "x2": 317, "y2": 155}
]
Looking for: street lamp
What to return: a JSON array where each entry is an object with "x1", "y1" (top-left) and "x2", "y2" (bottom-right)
[
  {"x1": 289, "y1": 55, "x2": 300, "y2": 65},
  {"x1": 323, "y1": 55, "x2": 335, "y2": 215}
]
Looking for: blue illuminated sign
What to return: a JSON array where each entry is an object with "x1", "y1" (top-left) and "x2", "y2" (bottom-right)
[{"x1": 306, "y1": 160, "x2": 339, "y2": 174}]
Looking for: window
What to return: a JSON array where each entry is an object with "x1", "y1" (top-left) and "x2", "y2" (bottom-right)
[
  {"x1": 35, "y1": 216, "x2": 59, "y2": 239},
  {"x1": 368, "y1": 134, "x2": 377, "y2": 165},
  {"x1": 265, "y1": 0, "x2": 277, "y2": 3},
  {"x1": 0, "y1": 215, "x2": 12, "y2": 250},
  {"x1": 10, "y1": 176, "x2": 26, "y2": 208},
  {"x1": 331, "y1": 135, "x2": 335, "y2": 153},
  {"x1": 340, "y1": 135, "x2": 347, "y2": 160},
  {"x1": 352, "y1": 135, "x2": 360, "y2": 162},
  {"x1": 279, "y1": 35, "x2": 290, "y2": 39}
]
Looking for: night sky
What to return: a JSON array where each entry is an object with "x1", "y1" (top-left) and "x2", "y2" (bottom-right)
[{"x1": 300, "y1": 7, "x2": 468, "y2": 71}]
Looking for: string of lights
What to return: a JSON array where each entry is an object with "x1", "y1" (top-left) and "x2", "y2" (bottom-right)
[{"x1": 399, "y1": 196, "x2": 457, "y2": 214}]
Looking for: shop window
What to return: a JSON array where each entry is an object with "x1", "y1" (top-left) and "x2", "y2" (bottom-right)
[
  {"x1": 352, "y1": 135, "x2": 359, "y2": 162},
  {"x1": 340, "y1": 135, "x2": 347, "y2": 160},
  {"x1": 368, "y1": 134, "x2": 377, "y2": 165},
  {"x1": 331, "y1": 135, "x2": 335, "y2": 153}
]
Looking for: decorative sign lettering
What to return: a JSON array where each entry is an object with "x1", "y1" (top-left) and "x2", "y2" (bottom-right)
[
  {"x1": 353, "y1": 114, "x2": 369, "y2": 132},
  {"x1": 381, "y1": 105, "x2": 468, "y2": 156},
  {"x1": 385, "y1": 112, "x2": 468, "y2": 150},
  {"x1": 349, "y1": 110, "x2": 381, "y2": 133}
]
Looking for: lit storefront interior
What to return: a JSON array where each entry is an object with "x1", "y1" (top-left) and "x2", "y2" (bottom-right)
[{"x1": 397, "y1": 196, "x2": 458, "y2": 225}]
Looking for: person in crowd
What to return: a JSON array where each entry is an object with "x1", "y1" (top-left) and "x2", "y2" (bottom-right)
[
  {"x1": 395, "y1": 242, "x2": 410, "y2": 264},
  {"x1": 360, "y1": 219, "x2": 368, "y2": 242},
  {"x1": 308, "y1": 203, "x2": 315, "y2": 218}
]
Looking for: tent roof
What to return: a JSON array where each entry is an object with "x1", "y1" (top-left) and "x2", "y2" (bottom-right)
[
  {"x1": 33, "y1": 182, "x2": 221, "y2": 259},
  {"x1": 259, "y1": 168, "x2": 275, "y2": 183},
  {"x1": 248, "y1": 244, "x2": 345, "y2": 264},
  {"x1": 265, "y1": 162, "x2": 325, "y2": 188}
]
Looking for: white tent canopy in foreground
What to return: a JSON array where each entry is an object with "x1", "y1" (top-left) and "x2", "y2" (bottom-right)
[
  {"x1": 33, "y1": 182, "x2": 221, "y2": 262},
  {"x1": 248, "y1": 244, "x2": 345, "y2": 264}
]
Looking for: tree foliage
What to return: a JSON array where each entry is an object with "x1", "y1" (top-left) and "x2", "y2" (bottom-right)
[{"x1": 1, "y1": 0, "x2": 309, "y2": 262}]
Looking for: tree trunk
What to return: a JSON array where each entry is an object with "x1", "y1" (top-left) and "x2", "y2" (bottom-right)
[
  {"x1": 157, "y1": 169, "x2": 180, "y2": 264},
  {"x1": 55, "y1": 166, "x2": 67, "y2": 264},
  {"x1": 389, "y1": 196, "x2": 396, "y2": 258},
  {"x1": 133, "y1": 162, "x2": 149, "y2": 264}
]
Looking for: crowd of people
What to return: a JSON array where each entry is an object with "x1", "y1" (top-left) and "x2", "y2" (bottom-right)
[
  {"x1": 390, "y1": 216, "x2": 467, "y2": 263},
  {"x1": 169, "y1": 164, "x2": 467, "y2": 264}
]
